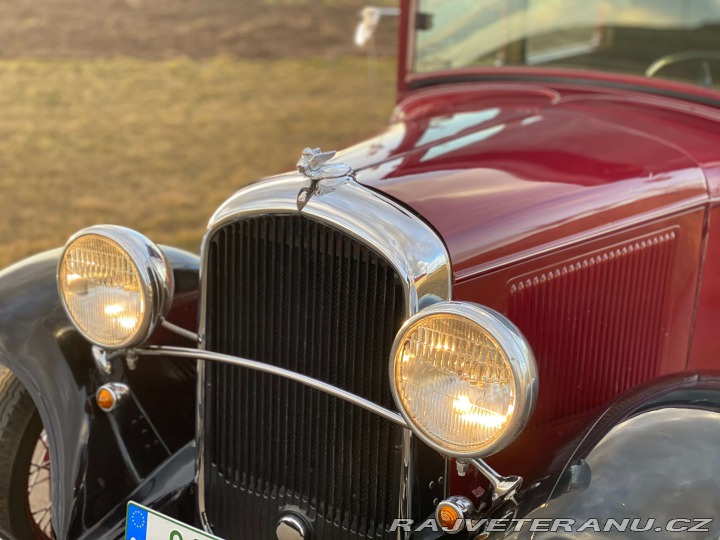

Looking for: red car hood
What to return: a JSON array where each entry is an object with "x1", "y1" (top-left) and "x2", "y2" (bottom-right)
[{"x1": 337, "y1": 83, "x2": 711, "y2": 281}]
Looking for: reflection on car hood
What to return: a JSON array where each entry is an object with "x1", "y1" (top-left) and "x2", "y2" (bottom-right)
[{"x1": 338, "y1": 83, "x2": 710, "y2": 280}]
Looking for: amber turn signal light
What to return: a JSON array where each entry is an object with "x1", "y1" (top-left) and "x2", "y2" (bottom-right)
[
  {"x1": 437, "y1": 505, "x2": 461, "y2": 528},
  {"x1": 97, "y1": 388, "x2": 114, "y2": 410},
  {"x1": 95, "y1": 383, "x2": 130, "y2": 412},
  {"x1": 435, "y1": 496, "x2": 475, "y2": 534}
]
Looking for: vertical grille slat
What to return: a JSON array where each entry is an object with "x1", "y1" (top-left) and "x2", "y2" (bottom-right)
[{"x1": 204, "y1": 214, "x2": 405, "y2": 539}]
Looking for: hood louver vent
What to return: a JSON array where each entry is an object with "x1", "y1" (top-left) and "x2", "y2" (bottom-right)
[{"x1": 509, "y1": 229, "x2": 678, "y2": 425}]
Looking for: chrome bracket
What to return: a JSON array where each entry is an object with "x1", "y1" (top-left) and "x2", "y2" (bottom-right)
[
  {"x1": 91, "y1": 346, "x2": 113, "y2": 375},
  {"x1": 125, "y1": 349, "x2": 139, "y2": 371},
  {"x1": 459, "y1": 458, "x2": 523, "y2": 502},
  {"x1": 92, "y1": 346, "x2": 143, "y2": 373}
]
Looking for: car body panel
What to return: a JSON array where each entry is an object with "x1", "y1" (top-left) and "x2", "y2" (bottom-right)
[
  {"x1": 342, "y1": 82, "x2": 711, "y2": 280},
  {"x1": 332, "y1": 75, "x2": 720, "y2": 505},
  {"x1": 454, "y1": 208, "x2": 705, "y2": 484},
  {"x1": 688, "y1": 203, "x2": 720, "y2": 371}
]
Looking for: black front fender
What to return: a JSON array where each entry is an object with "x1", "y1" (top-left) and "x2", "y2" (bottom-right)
[
  {"x1": 0, "y1": 246, "x2": 200, "y2": 539},
  {"x1": 498, "y1": 372, "x2": 720, "y2": 539}
]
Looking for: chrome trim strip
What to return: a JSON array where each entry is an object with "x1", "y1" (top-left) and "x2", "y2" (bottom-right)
[
  {"x1": 205, "y1": 173, "x2": 451, "y2": 316},
  {"x1": 196, "y1": 170, "x2": 452, "y2": 536},
  {"x1": 137, "y1": 346, "x2": 407, "y2": 426},
  {"x1": 160, "y1": 319, "x2": 199, "y2": 343}
]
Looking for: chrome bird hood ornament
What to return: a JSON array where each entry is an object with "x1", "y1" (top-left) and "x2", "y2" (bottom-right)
[{"x1": 296, "y1": 148, "x2": 354, "y2": 210}]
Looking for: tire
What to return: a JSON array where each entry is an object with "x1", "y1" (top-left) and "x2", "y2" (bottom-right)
[{"x1": 0, "y1": 371, "x2": 51, "y2": 540}]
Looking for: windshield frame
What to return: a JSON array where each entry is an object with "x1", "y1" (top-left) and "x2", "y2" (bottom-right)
[{"x1": 399, "y1": 0, "x2": 720, "y2": 107}]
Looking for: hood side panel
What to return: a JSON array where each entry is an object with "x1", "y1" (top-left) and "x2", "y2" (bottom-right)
[
  {"x1": 345, "y1": 83, "x2": 711, "y2": 278},
  {"x1": 453, "y1": 207, "x2": 704, "y2": 483}
]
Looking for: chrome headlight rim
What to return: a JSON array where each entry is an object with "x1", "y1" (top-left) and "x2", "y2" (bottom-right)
[
  {"x1": 389, "y1": 301, "x2": 538, "y2": 459},
  {"x1": 57, "y1": 225, "x2": 174, "y2": 349}
]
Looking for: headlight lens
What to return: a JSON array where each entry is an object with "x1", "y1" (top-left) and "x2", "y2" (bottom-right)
[
  {"x1": 390, "y1": 302, "x2": 537, "y2": 458},
  {"x1": 58, "y1": 225, "x2": 173, "y2": 349}
]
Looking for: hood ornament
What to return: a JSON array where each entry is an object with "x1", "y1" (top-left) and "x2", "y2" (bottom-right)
[{"x1": 296, "y1": 147, "x2": 353, "y2": 210}]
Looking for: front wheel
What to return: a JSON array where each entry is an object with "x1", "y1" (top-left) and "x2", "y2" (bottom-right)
[{"x1": 0, "y1": 371, "x2": 52, "y2": 539}]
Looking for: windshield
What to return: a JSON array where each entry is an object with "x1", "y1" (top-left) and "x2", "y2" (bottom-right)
[{"x1": 413, "y1": 0, "x2": 720, "y2": 89}]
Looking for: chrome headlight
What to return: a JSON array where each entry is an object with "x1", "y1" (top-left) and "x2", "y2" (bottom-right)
[
  {"x1": 57, "y1": 225, "x2": 173, "y2": 349},
  {"x1": 389, "y1": 302, "x2": 537, "y2": 458}
]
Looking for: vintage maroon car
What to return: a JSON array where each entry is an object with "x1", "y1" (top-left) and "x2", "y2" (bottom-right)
[{"x1": 2, "y1": 0, "x2": 720, "y2": 538}]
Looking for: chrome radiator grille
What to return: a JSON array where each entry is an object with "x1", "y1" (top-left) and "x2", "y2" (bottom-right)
[{"x1": 203, "y1": 214, "x2": 406, "y2": 539}]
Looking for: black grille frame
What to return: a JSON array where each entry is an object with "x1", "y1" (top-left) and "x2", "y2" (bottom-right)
[{"x1": 202, "y1": 213, "x2": 407, "y2": 539}]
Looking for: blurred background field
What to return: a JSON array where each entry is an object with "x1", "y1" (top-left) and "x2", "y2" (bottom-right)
[{"x1": 0, "y1": 0, "x2": 397, "y2": 268}]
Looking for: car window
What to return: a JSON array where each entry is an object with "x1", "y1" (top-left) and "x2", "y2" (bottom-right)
[{"x1": 414, "y1": 0, "x2": 720, "y2": 89}]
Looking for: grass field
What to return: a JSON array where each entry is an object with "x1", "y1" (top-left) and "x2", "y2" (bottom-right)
[{"x1": 0, "y1": 56, "x2": 396, "y2": 268}]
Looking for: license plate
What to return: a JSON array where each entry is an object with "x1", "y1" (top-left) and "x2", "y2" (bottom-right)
[{"x1": 126, "y1": 502, "x2": 223, "y2": 540}]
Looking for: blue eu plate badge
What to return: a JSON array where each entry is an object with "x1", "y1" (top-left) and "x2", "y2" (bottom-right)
[{"x1": 126, "y1": 502, "x2": 223, "y2": 540}]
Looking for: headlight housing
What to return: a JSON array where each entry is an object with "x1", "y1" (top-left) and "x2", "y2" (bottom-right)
[
  {"x1": 57, "y1": 225, "x2": 173, "y2": 349},
  {"x1": 389, "y1": 302, "x2": 537, "y2": 459}
]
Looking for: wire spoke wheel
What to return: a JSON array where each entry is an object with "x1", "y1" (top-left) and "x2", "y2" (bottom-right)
[
  {"x1": 0, "y1": 371, "x2": 53, "y2": 540},
  {"x1": 26, "y1": 431, "x2": 52, "y2": 538}
]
